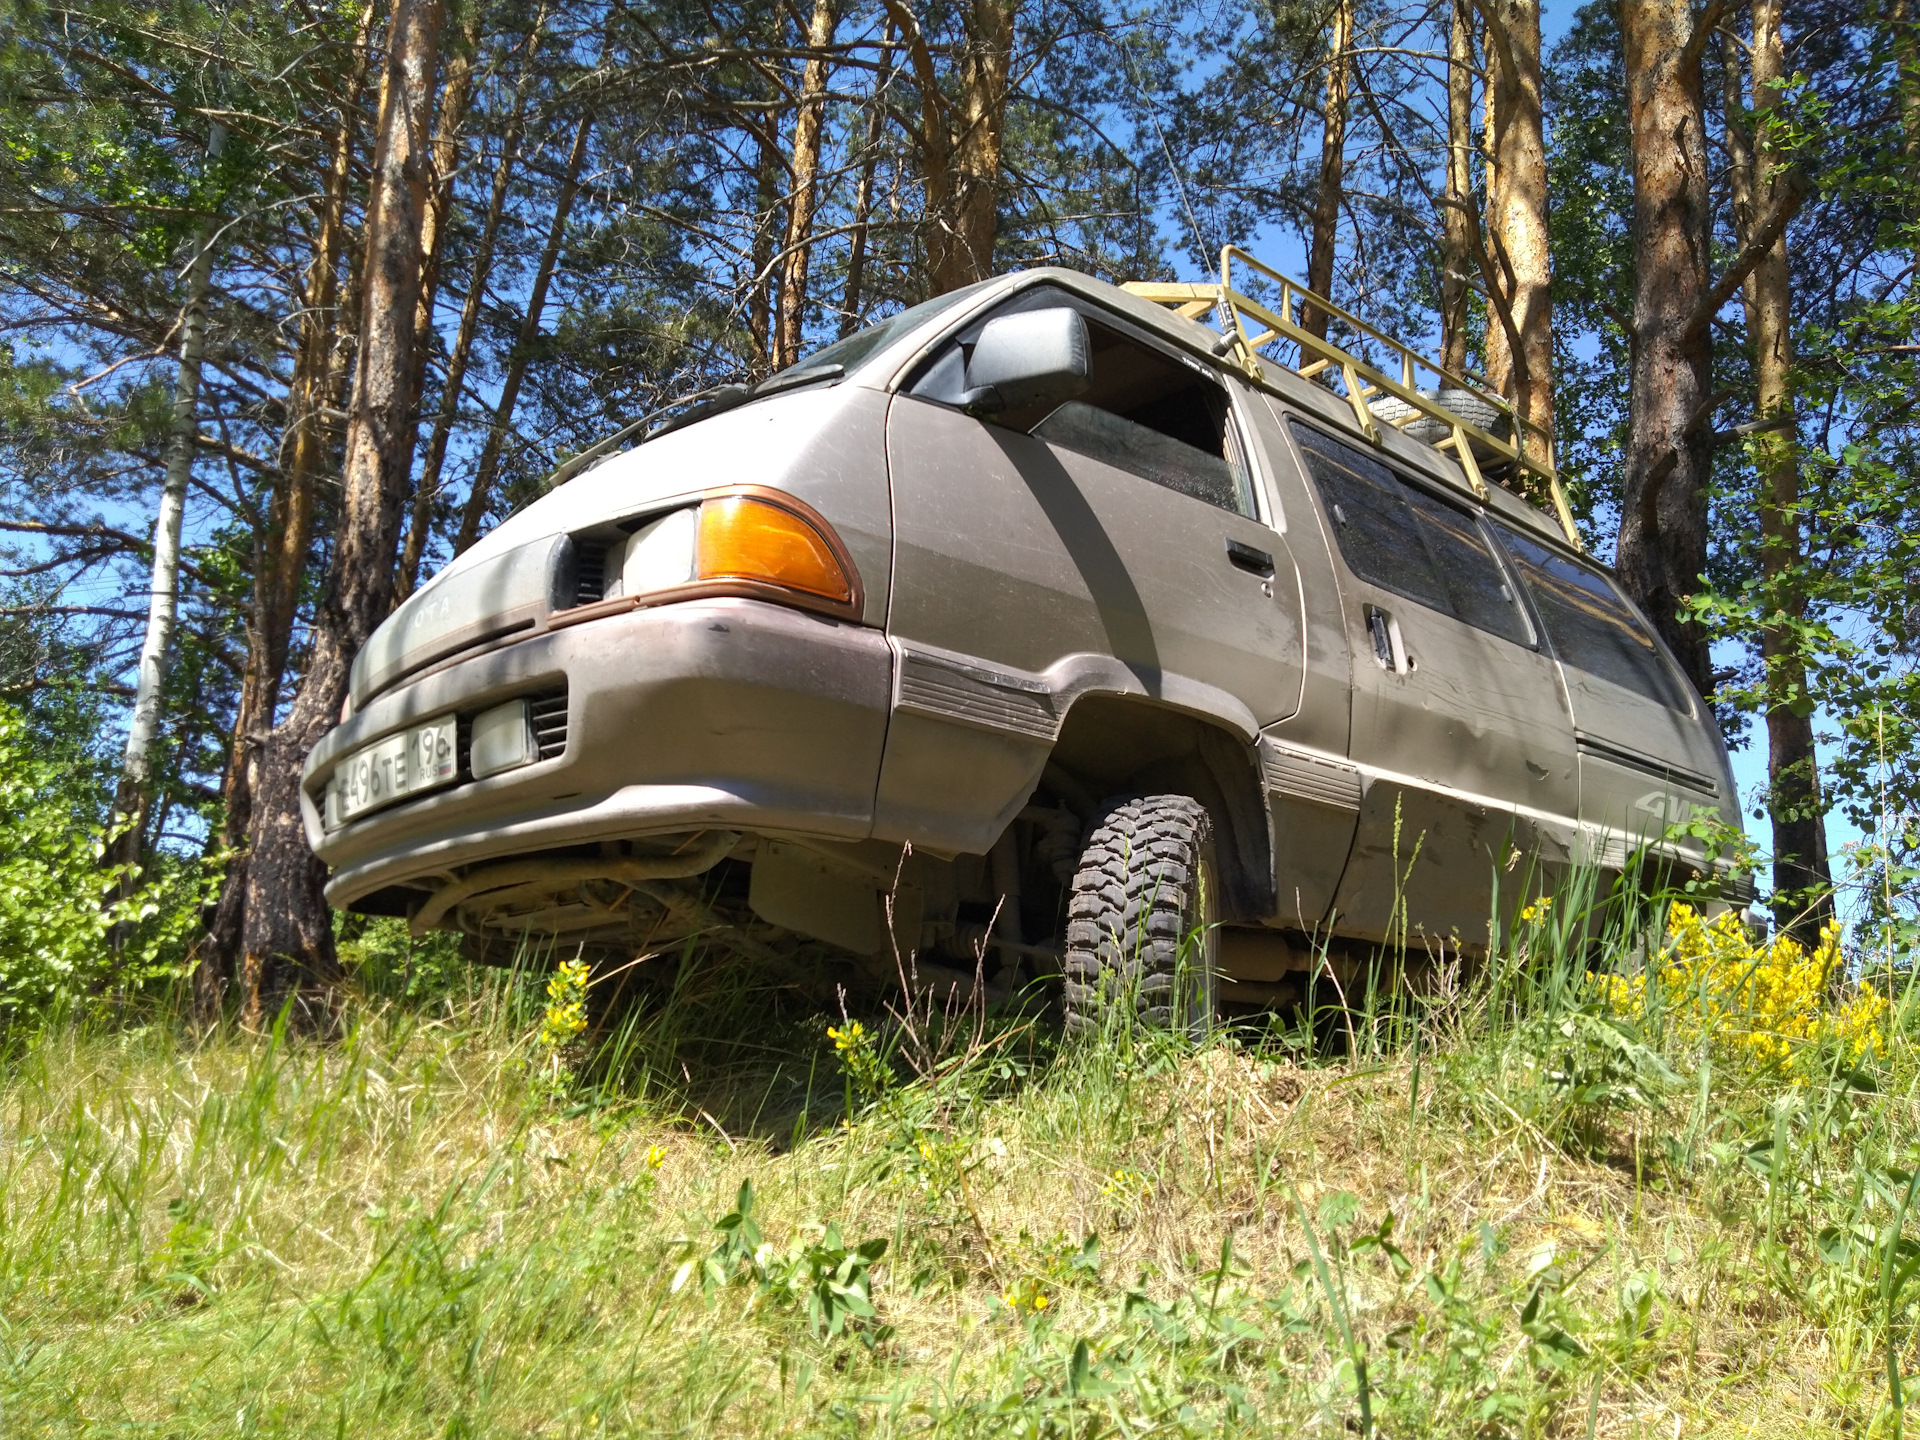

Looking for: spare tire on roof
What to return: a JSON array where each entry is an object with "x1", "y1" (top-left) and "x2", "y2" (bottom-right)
[{"x1": 1369, "y1": 387, "x2": 1509, "y2": 457}]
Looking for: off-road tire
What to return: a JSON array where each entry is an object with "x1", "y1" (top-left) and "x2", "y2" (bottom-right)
[{"x1": 1063, "y1": 795, "x2": 1219, "y2": 1038}]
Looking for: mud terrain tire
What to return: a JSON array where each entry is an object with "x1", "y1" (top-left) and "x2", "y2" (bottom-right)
[{"x1": 1063, "y1": 795, "x2": 1219, "y2": 1038}]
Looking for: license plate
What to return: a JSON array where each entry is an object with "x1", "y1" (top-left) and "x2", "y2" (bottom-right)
[{"x1": 326, "y1": 715, "x2": 459, "y2": 827}]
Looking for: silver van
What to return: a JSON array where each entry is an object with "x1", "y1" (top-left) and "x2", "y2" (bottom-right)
[{"x1": 305, "y1": 253, "x2": 1743, "y2": 1028}]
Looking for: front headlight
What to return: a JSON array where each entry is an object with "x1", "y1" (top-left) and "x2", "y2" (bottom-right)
[{"x1": 605, "y1": 507, "x2": 698, "y2": 600}]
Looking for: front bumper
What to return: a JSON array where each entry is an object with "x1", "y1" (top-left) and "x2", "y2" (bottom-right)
[{"x1": 304, "y1": 599, "x2": 894, "y2": 910}]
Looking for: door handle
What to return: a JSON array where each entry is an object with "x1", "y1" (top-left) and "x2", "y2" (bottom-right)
[
  {"x1": 1225, "y1": 538, "x2": 1274, "y2": 576},
  {"x1": 1365, "y1": 604, "x2": 1413, "y2": 674}
]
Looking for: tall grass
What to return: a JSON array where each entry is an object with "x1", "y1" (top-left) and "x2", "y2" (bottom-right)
[{"x1": 1, "y1": 863, "x2": 1915, "y2": 1437}]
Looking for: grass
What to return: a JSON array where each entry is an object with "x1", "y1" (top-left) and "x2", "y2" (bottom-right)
[{"x1": 2, "y1": 881, "x2": 1917, "y2": 1437}]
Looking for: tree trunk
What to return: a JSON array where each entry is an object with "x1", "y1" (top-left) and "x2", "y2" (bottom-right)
[
  {"x1": 1615, "y1": 0, "x2": 1714, "y2": 698},
  {"x1": 1439, "y1": 0, "x2": 1475, "y2": 376},
  {"x1": 839, "y1": 25, "x2": 896, "y2": 338},
  {"x1": 1478, "y1": 0, "x2": 1553, "y2": 455},
  {"x1": 452, "y1": 110, "x2": 593, "y2": 557},
  {"x1": 239, "y1": 0, "x2": 445, "y2": 1029},
  {"x1": 398, "y1": 3, "x2": 481, "y2": 497},
  {"x1": 772, "y1": 0, "x2": 839, "y2": 370},
  {"x1": 888, "y1": 0, "x2": 1015, "y2": 294},
  {"x1": 940, "y1": 0, "x2": 1014, "y2": 292},
  {"x1": 1897, "y1": 0, "x2": 1920, "y2": 203},
  {"x1": 200, "y1": 7, "x2": 375, "y2": 1018},
  {"x1": 1727, "y1": 3, "x2": 1833, "y2": 939},
  {"x1": 398, "y1": 19, "x2": 545, "y2": 599},
  {"x1": 748, "y1": 119, "x2": 784, "y2": 373},
  {"x1": 111, "y1": 123, "x2": 227, "y2": 872},
  {"x1": 1302, "y1": 0, "x2": 1351, "y2": 341}
]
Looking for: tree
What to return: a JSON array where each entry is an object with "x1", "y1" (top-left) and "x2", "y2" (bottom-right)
[
  {"x1": 1479, "y1": 0, "x2": 1552, "y2": 459},
  {"x1": 1722, "y1": 1, "x2": 1834, "y2": 940},
  {"x1": 1303, "y1": 0, "x2": 1352, "y2": 338},
  {"x1": 111, "y1": 122, "x2": 227, "y2": 869},
  {"x1": 1615, "y1": 0, "x2": 1716, "y2": 696},
  {"x1": 886, "y1": 0, "x2": 1018, "y2": 293},
  {"x1": 238, "y1": 0, "x2": 447, "y2": 1024}
]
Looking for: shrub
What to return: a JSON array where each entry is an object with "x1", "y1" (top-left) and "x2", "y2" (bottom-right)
[
  {"x1": 0, "y1": 701, "x2": 207, "y2": 1022},
  {"x1": 1605, "y1": 902, "x2": 1888, "y2": 1072}
]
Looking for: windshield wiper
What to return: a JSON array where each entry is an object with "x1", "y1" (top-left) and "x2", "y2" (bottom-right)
[{"x1": 752, "y1": 361, "x2": 844, "y2": 397}]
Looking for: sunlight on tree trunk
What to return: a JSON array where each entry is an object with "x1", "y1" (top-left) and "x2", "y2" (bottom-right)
[
  {"x1": 840, "y1": 24, "x2": 897, "y2": 338},
  {"x1": 1727, "y1": 3, "x2": 1835, "y2": 940},
  {"x1": 399, "y1": 14, "x2": 545, "y2": 600},
  {"x1": 239, "y1": 0, "x2": 446, "y2": 1029},
  {"x1": 1479, "y1": 0, "x2": 1552, "y2": 453},
  {"x1": 1303, "y1": 0, "x2": 1351, "y2": 341},
  {"x1": 112, "y1": 123, "x2": 227, "y2": 874},
  {"x1": 1616, "y1": 0, "x2": 1714, "y2": 698},
  {"x1": 890, "y1": 0, "x2": 1016, "y2": 294},
  {"x1": 774, "y1": 0, "x2": 839, "y2": 371},
  {"x1": 201, "y1": 12, "x2": 376, "y2": 1015},
  {"x1": 1439, "y1": 0, "x2": 1475, "y2": 377}
]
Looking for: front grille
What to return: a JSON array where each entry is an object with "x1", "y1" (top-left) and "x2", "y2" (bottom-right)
[
  {"x1": 528, "y1": 688, "x2": 569, "y2": 760},
  {"x1": 572, "y1": 541, "x2": 608, "y2": 607}
]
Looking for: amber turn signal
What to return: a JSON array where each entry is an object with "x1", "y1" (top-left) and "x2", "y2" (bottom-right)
[{"x1": 695, "y1": 495, "x2": 852, "y2": 604}]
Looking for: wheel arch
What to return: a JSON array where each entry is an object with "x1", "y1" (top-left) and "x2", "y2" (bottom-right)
[{"x1": 1045, "y1": 692, "x2": 1275, "y2": 923}]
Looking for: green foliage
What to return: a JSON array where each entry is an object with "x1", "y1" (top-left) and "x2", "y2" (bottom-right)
[
  {"x1": 673, "y1": 1180, "x2": 891, "y2": 1342},
  {"x1": 0, "y1": 698, "x2": 210, "y2": 1021}
]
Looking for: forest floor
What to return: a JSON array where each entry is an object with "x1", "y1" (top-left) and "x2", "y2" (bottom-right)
[{"x1": 0, "y1": 920, "x2": 1911, "y2": 1438}]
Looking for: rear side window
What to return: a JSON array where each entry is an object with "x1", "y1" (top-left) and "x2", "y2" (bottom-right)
[
  {"x1": 1291, "y1": 423, "x2": 1531, "y2": 646},
  {"x1": 910, "y1": 287, "x2": 1255, "y2": 515},
  {"x1": 1494, "y1": 525, "x2": 1693, "y2": 711}
]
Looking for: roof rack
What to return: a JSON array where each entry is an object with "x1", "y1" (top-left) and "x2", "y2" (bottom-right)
[{"x1": 1123, "y1": 245, "x2": 1581, "y2": 549}]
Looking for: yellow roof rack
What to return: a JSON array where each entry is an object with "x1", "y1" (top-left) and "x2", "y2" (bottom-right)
[{"x1": 1123, "y1": 245, "x2": 1581, "y2": 550}]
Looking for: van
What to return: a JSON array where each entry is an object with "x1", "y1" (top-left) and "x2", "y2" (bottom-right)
[{"x1": 304, "y1": 251, "x2": 1744, "y2": 1029}]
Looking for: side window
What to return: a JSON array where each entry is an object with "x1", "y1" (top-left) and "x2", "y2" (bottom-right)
[
  {"x1": 1291, "y1": 423, "x2": 1532, "y2": 646},
  {"x1": 1494, "y1": 524, "x2": 1693, "y2": 712},
  {"x1": 909, "y1": 287, "x2": 1255, "y2": 515}
]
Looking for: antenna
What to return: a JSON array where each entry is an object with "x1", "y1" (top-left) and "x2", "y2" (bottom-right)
[{"x1": 1111, "y1": 32, "x2": 1210, "y2": 268}]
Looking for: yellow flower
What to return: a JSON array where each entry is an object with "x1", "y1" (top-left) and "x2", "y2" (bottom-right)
[
  {"x1": 538, "y1": 960, "x2": 592, "y2": 1048},
  {"x1": 645, "y1": 1145, "x2": 667, "y2": 1169},
  {"x1": 1600, "y1": 903, "x2": 1886, "y2": 1075},
  {"x1": 827, "y1": 1021, "x2": 866, "y2": 1053},
  {"x1": 1000, "y1": 1278, "x2": 1052, "y2": 1316},
  {"x1": 1519, "y1": 896, "x2": 1553, "y2": 925}
]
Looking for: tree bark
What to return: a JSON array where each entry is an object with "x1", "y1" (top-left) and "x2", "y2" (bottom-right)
[
  {"x1": 452, "y1": 109, "x2": 593, "y2": 557},
  {"x1": 200, "y1": 6, "x2": 376, "y2": 1018},
  {"x1": 886, "y1": 0, "x2": 1016, "y2": 294},
  {"x1": 112, "y1": 123, "x2": 227, "y2": 872},
  {"x1": 839, "y1": 24, "x2": 897, "y2": 338},
  {"x1": 1615, "y1": 0, "x2": 1714, "y2": 699},
  {"x1": 1439, "y1": 0, "x2": 1475, "y2": 376},
  {"x1": 1726, "y1": 3, "x2": 1833, "y2": 939},
  {"x1": 239, "y1": 0, "x2": 445, "y2": 1028},
  {"x1": 748, "y1": 118, "x2": 784, "y2": 374},
  {"x1": 1302, "y1": 0, "x2": 1351, "y2": 341},
  {"x1": 1478, "y1": 0, "x2": 1552, "y2": 455},
  {"x1": 772, "y1": 0, "x2": 839, "y2": 370},
  {"x1": 398, "y1": 17, "x2": 544, "y2": 599},
  {"x1": 397, "y1": 2, "x2": 481, "y2": 523}
]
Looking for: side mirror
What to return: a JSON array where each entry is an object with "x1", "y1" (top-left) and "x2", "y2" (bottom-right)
[{"x1": 962, "y1": 307, "x2": 1090, "y2": 413}]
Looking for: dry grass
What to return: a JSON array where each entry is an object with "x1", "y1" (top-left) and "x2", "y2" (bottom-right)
[{"x1": 1, "y1": 934, "x2": 1912, "y2": 1439}]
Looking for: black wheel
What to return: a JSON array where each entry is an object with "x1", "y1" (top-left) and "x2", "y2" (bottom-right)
[{"x1": 1063, "y1": 795, "x2": 1219, "y2": 1038}]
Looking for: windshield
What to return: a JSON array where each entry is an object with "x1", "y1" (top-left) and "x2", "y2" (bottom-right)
[{"x1": 777, "y1": 285, "x2": 985, "y2": 380}]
